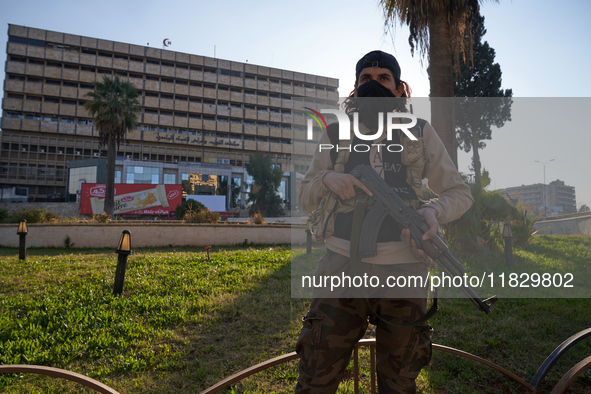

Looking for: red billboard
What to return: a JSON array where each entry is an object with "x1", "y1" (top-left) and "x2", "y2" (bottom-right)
[{"x1": 80, "y1": 183, "x2": 182, "y2": 216}]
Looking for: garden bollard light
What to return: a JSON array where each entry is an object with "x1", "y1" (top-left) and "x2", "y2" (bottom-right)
[
  {"x1": 113, "y1": 230, "x2": 131, "y2": 295},
  {"x1": 503, "y1": 223, "x2": 514, "y2": 268},
  {"x1": 17, "y1": 220, "x2": 28, "y2": 261}
]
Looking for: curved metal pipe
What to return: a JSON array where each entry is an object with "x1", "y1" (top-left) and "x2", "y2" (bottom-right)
[
  {"x1": 530, "y1": 327, "x2": 591, "y2": 389},
  {"x1": 0, "y1": 364, "x2": 119, "y2": 394}
]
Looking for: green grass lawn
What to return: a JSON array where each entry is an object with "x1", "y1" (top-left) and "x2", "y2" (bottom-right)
[{"x1": 1, "y1": 236, "x2": 590, "y2": 393}]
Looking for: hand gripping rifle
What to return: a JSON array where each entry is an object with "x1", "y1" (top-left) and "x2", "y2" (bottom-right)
[{"x1": 350, "y1": 164, "x2": 498, "y2": 314}]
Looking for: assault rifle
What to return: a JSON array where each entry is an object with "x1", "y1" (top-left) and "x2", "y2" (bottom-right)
[{"x1": 350, "y1": 164, "x2": 498, "y2": 314}]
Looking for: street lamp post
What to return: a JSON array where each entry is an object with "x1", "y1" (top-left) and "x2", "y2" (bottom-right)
[
  {"x1": 534, "y1": 159, "x2": 555, "y2": 217},
  {"x1": 113, "y1": 230, "x2": 132, "y2": 295},
  {"x1": 17, "y1": 220, "x2": 28, "y2": 260},
  {"x1": 502, "y1": 223, "x2": 514, "y2": 268}
]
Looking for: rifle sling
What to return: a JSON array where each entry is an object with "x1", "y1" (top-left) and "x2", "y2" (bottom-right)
[{"x1": 349, "y1": 200, "x2": 438, "y2": 328}]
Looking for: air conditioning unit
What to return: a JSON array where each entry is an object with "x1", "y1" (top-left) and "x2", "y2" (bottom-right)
[
  {"x1": 22, "y1": 148, "x2": 26, "y2": 152},
  {"x1": 75, "y1": 151, "x2": 81, "y2": 155},
  {"x1": 93, "y1": 153, "x2": 100, "y2": 157},
  {"x1": 40, "y1": 149, "x2": 45, "y2": 153},
  {"x1": 58, "y1": 150, "x2": 63, "y2": 154}
]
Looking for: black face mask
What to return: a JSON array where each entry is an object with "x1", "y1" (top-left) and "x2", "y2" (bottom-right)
[
  {"x1": 355, "y1": 80, "x2": 405, "y2": 129},
  {"x1": 356, "y1": 79, "x2": 396, "y2": 98}
]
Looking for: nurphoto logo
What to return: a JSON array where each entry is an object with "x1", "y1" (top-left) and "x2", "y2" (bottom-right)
[{"x1": 304, "y1": 108, "x2": 418, "y2": 153}]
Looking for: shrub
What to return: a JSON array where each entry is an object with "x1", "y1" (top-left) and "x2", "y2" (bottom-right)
[
  {"x1": 0, "y1": 208, "x2": 8, "y2": 223},
  {"x1": 92, "y1": 212, "x2": 111, "y2": 223},
  {"x1": 8, "y1": 208, "x2": 60, "y2": 223},
  {"x1": 445, "y1": 171, "x2": 519, "y2": 252},
  {"x1": 250, "y1": 212, "x2": 266, "y2": 224},
  {"x1": 511, "y1": 212, "x2": 543, "y2": 247},
  {"x1": 176, "y1": 199, "x2": 207, "y2": 220},
  {"x1": 183, "y1": 209, "x2": 219, "y2": 223}
]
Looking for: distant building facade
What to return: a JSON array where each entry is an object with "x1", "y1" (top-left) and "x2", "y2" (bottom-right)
[
  {"x1": 1, "y1": 24, "x2": 337, "y2": 209},
  {"x1": 505, "y1": 180, "x2": 576, "y2": 215}
]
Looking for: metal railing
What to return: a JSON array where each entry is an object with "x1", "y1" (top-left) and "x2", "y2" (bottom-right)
[{"x1": 2, "y1": 327, "x2": 590, "y2": 394}]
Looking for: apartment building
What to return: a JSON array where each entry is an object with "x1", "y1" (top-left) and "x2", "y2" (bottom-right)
[
  {"x1": 505, "y1": 180, "x2": 577, "y2": 215},
  {"x1": 1, "y1": 24, "x2": 337, "y2": 207}
]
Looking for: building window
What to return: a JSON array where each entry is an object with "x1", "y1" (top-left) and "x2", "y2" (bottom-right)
[
  {"x1": 163, "y1": 173, "x2": 176, "y2": 184},
  {"x1": 126, "y1": 166, "x2": 160, "y2": 184}
]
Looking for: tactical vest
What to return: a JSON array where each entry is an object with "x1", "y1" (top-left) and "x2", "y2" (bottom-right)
[{"x1": 307, "y1": 118, "x2": 429, "y2": 242}]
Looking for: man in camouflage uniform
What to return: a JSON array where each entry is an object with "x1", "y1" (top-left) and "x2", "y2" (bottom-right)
[{"x1": 295, "y1": 50, "x2": 473, "y2": 393}]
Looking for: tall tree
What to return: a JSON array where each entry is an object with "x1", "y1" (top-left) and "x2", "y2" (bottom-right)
[
  {"x1": 454, "y1": 13, "x2": 512, "y2": 190},
  {"x1": 380, "y1": 0, "x2": 482, "y2": 166},
  {"x1": 245, "y1": 153, "x2": 284, "y2": 217},
  {"x1": 84, "y1": 75, "x2": 140, "y2": 218}
]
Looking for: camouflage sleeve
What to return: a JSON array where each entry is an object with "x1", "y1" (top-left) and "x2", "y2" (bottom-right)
[
  {"x1": 420, "y1": 122, "x2": 473, "y2": 224},
  {"x1": 297, "y1": 130, "x2": 334, "y2": 213}
]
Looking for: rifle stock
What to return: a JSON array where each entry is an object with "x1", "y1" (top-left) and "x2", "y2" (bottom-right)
[{"x1": 351, "y1": 164, "x2": 498, "y2": 314}]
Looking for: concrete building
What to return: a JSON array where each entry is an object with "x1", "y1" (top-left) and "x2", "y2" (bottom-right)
[
  {"x1": 505, "y1": 180, "x2": 576, "y2": 215},
  {"x1": 1, "y1": 24, "x2": 337, "y2": 210}
]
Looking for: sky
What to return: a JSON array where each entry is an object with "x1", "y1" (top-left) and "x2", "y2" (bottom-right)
[{"x1": 1, "y1": 0, "x2": 590, "y2": 209}]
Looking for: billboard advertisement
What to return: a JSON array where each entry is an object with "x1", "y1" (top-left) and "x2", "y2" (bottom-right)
[{"x1": 80, "y1": 183, "x2": 182, "y2": 216}]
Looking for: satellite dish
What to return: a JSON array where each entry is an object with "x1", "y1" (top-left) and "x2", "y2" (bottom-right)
[{"x1": 163, "y1": 38, "x2": 171, "y2": 47}]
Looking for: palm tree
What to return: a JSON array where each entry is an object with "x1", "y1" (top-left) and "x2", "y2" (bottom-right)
[
  {"x1": 379, "y1": 0, "x2": 482, "y2": 167},
  {"x1": 84, "y1": 75, "x2": 140, "y2": 218}
]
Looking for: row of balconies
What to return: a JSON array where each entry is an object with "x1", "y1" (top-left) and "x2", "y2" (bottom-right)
[
  {"x1": 2, "y1": 96, "x2": 297, "y2": 124},
  {"x1": 1, "y1": 138, "x2": 294, "y2": 158},
  {"x1": 0, "y1": 117, "x2": 311, "y2": 147},
  {"x1": 6, "y1": 57, "x2": 338, "y2": 99},
  {"x1": 5, "y1": 79, "x2": 324, "y2": 110},
  {"x1": 7, "y1": 37, "x2": 337, "y2": 87},
  {"x1": 2, "y1": 150, "x2": 100, "y2": 163},
  {"x1": 1, "y1": 136, "x2": 210, "y2": 160},
  {"x1": 0, "y1": 171, "x2": 66, "y2": 184}
]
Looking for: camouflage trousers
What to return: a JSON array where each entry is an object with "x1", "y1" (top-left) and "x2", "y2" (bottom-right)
[{"x1": 295, "y1": 250, "x2": 433, "y2": 394}]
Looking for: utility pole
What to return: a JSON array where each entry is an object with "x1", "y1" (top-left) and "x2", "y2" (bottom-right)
[{"x1": 535, "y1": 159, "x2": 555, "y2": 217}]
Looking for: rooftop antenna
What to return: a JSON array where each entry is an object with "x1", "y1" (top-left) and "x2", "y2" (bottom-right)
[{"x1": 214, "y1": 45, "x2": 216, "y2": 59}]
